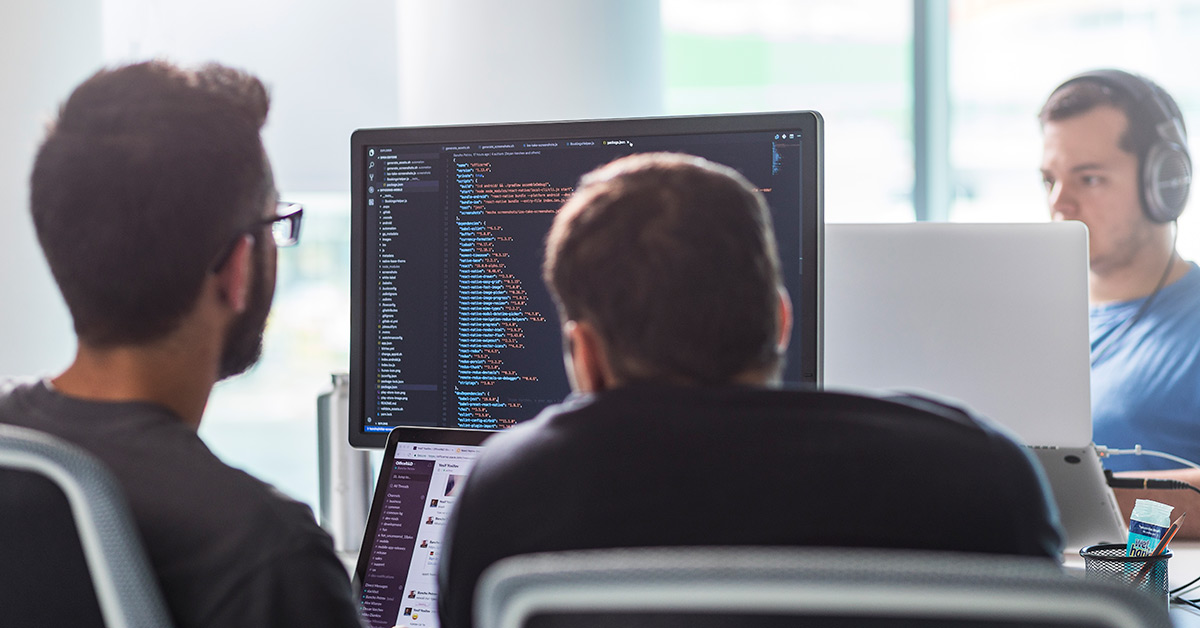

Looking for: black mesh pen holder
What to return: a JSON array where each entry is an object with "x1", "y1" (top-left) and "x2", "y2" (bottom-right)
[{"x1": 1080, "y1": 543, "x2": 1172, "y2": 601}]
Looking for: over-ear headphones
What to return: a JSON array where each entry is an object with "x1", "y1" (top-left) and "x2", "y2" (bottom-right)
[{"x1": 1052, "y1": 69, "x2": 1192, "y2": 223}]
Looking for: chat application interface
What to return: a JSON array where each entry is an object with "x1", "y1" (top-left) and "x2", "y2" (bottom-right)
[{"x1": 359, "y1": 442, "x2": 480, "y2": 628}]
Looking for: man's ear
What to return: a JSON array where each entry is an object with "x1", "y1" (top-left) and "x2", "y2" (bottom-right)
[
  {"x1": 213, "y1": 234, "x2": 254, "y2": 314},
  {"x1": 776, "y1": 285, "x2": 793, "y2": 352},
  {"x1": 563, "y1": 320, "x2": 615, "y2": 393}
]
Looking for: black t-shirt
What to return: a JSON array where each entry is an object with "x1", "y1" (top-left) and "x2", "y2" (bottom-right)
[
  {"x1": 437, "y1": 385, "x2": 1065, "y2": 628},
  {"x1": 0, "y1": 379, "x2": 364, "y2": 628}
]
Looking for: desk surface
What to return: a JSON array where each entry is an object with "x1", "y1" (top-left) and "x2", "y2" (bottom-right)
[{"x1": 1162, "y1": 540, "x2": 1200, "y2": 626}]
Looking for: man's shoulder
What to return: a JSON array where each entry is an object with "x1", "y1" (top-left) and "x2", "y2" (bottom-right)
[
  {"x1": 0, "y1": 377, "x2": 28, "y2": 394},
  {"x1": 0, "y1": 377, "x2": 328, "y2": 568},
  {"x1": 118, "y1": 429, "x2": 327, "y2": 560},
  {"x1": 448, "y1": 384, "x2": 1061, "y2": 557},
  {"x1": 1116, "y1": 261, "x2": 1200, "y2": 346},
  {"x1": 601, "y1": 385, "x2": 995, "y2": 433},
  {"x1": 149, "y1": 458, "x2": 355, "y2": 627},
  {"x1": 1165, "y1": 261, "x2": 1200, "y2": 302},
  {"x1": 0, "y1": 377, "x2": 351, "y2": 626},
  {"x1": 477, "y1": 385, "x2": 1009, "y2": 465},
  {"x1": 0, "y1": 377, "x2": 44, "y2": 416}
]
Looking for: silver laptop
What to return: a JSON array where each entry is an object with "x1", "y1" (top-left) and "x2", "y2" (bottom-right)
[{"x1": 822, "y1": 222, "x2": 1125, "y2": 549}]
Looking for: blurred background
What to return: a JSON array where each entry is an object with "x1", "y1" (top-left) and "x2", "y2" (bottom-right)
[{"x1": 4, "y1": 0, "x2": 1198, "y2": 509}]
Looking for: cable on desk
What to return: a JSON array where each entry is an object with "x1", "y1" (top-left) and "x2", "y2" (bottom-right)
[
  {"x1": 1174, "y1": 596, "x2": 1200, "y2": 611},
  {"x1": 1104, "y1": 470, "x2": 1200, "y2": 494},
  {"x1": 1097, "y1": 445, "x2": 1200, "y2": 473},
  {"x1": 1172, "y1": 573, "x2": 1200, "y2": 597}
]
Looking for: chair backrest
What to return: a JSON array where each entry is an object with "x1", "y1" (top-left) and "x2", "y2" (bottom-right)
[
  {"x1": 475, "y1": 546, "x2": 1170, "y2": 628},
  {"x1": 0, "y1": 423, "x2": 175, "y2": 628}
]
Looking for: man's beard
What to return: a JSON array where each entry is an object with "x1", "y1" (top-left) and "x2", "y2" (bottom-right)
[{"x1": 217, "y1": 242, "x2": 275, "y2": 380}]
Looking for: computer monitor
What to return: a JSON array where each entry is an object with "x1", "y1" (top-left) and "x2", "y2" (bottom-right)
[{"x1": 349, "y1": 111, "x2": 823, "y2": 448}]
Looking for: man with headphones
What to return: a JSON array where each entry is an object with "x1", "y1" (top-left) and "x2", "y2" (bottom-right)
[{"x1": 1040, "y1": 69, "x2": 1200, "y2": 530}]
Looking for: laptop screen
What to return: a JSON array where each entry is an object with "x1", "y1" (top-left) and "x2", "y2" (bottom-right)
[
  {"x1": 822, "y1": 222, "x2": 1093, "y2": 448},
  {"x1": 355, "y1": 427, "x2": 493, "y2": 628}
]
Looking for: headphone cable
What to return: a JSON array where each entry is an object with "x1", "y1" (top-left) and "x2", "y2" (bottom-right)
[{"x1": 1090, "y1": 224, "x2": 1179, "y2": 367}]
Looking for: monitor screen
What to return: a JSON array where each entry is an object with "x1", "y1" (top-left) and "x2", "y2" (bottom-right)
[{"x1": 350, "y1": 111, "x2": 823, "y2": 447}]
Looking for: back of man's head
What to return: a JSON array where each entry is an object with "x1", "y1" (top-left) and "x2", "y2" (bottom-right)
[
  {"x1": 31, "y1": 60, "x2": 272, "y2": 347},
  {"x1": 543, "y1": 152, "x2": 785, "y2": 386}
]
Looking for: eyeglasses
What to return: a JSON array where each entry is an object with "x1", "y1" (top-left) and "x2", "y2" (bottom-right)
[
  {"x1": 260, "y1": 202, "x2": 304, "y2": 247},
  {"x1": 237, "y1": 201, "x2": 303, "y2": 247},
  {"x1": 211, "y1": 202, "x2": 304, "y2": 270}
]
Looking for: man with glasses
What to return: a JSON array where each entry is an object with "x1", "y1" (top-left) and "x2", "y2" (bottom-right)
[{"x1": 0, "y1": 61, "x2": 363, "y2": 628}]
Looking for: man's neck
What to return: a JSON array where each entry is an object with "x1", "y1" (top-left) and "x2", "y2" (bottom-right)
[
  {"x1": 51, "y1": 339, "x2": 220, "y2": 430},
  {"x1": 1090, "y1": 250, "x2": 1190, "y2": 306}
]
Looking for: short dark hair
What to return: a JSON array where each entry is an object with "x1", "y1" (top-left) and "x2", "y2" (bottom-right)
[
  {"x1": 30, "y1": 60, "x2": 272, "y2": 346},
  {"x1": 543, "y1": 153, "x2": 784, "y2": 385},
  {"x1": 1039, "y1": 72, "x2": 1183, "y2": 161}
]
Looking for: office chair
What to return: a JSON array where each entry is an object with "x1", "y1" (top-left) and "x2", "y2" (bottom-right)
[
  {"x1": 0, "y1": 423, "x2": 174, "y2": 628},
  {"x1": 475, "y1": 546, "x2": 1170, "y2": 628}
]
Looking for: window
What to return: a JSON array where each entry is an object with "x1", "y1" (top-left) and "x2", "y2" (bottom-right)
[
  {"x1": 662, "y1": 0, "x2": 914, "y2": 222},
  {"x1": 948, "y1": 0, "x2": 1200, "y2": 259}
]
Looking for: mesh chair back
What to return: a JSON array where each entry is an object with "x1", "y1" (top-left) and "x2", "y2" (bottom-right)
[
  {"x1": 0, "y1": 423, "x2": 174, "y2": 628},
  {"x1": 476, "y1": 546, "x2": 1170, "y2": 628}
]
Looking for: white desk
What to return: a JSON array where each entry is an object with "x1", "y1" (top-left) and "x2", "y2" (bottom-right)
[{"x1": 1164, "y1": 541, "x2": 1200, "y2": 626}]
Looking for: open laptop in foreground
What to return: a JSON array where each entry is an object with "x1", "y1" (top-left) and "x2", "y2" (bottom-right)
[
  {"x1": 354, "y1": 426, "x2": 494, "y2": 628},
  {"x1": 823, "y1": 222, "x2": 1126, "y2": 551}
]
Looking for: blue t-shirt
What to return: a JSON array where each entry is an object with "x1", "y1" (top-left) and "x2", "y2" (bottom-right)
[{"x1": 1091, "y1": 261, "x2": 1200, "y2": 471}]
